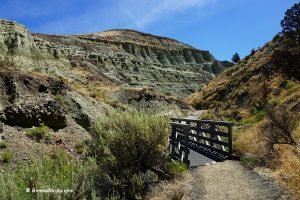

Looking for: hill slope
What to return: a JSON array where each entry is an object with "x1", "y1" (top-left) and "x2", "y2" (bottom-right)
[
  {"x1": 188, "y1": 35, "x2": 300, "y2": 119},
  {"x1": 0, "y1": 19, "x2": 232, "y2": 96}
]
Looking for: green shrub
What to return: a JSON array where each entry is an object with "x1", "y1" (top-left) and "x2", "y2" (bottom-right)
[
  {"x1": 165, "y1": 91, "x2": 172, "y2": 96},
  {"x1": 1, "y1": 151, "x2": 13, "y2": 163},
  {"x1": 250, "y1": 107, "x2": 258, "y2": 115},
  {"x1": 166, "y1": 160, "x2": 188, "y2": 177},
  {"x1": 0, "y1": 149, "x2": 97, "y2": 200},
  {"x1": 75, "y1": 141, "x2": 86, "y2": 154},
  {"x1": 267, "y1": 97, "x2": 279, "y2": 108},
  {"x1": 280, "y1": 79, "x2": 296, "y2": 89},
  {"x1": 0, "y1": 141, "x2": 7, "y2": 149},
  {"x1": 90, "y1": 109, "x2": 170, "y2": 199},
  {"x1": 201, "y1": 112, "x2": 216, "y2": 120},
  {"x1": 26, "y1": 123, "x2": 50, "y2": 142},
  {"x1": 133, "y1": 66, "x2": 139, "y2": 72},
  {"x1": 129, "y1": 173, "x2": 145, "y2": 199},
  {"x1": 241, "y1": 111, "x2": 266, "y2": 125},
  {"x1": 240, "y1": 153, "x2": 258, "y2": 168}
]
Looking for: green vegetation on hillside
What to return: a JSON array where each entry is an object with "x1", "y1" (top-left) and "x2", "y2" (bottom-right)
[
  {"x1": 0, "y1": 109, "x2": 180, "y2": 200},
  {"x1": 89, "y1": 109, "x2": 171, "y2": 199},
  {"x1": 0, "y1": 149, "x2": 97, "y2": 200}
]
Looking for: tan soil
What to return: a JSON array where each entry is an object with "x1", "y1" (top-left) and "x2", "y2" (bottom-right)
[{"x1": 148, "y1": 161, "x2": 291, "y2": 200}]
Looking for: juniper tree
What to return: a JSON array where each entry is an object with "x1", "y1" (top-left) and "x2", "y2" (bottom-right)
[
  {"x1": 231, "y1": 52, "x2": 240, "y2": 63},
  {"x1": 281, "y1": 3, "x2": 300, "y2": 43}
]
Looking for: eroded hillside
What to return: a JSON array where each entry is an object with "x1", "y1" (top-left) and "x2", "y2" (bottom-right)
[{"x1": 0, "y1": 19, "x2": 231, "y2": 96}]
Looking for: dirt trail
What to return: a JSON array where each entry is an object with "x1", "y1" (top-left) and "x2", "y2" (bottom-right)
[
  {"x1": 149, "y1": 161, "x2": 291, "y2": 200},
  {"x1": 186, "y1": 161, "x2": 290, "y2": 200}
]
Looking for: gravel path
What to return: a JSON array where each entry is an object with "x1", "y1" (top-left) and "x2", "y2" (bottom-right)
[{"x1": 186, "y1": 161, "x2": 291, "y2": 200}]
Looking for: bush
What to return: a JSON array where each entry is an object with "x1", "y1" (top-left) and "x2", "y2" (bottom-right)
[
  {"x1": 75, "y1": 141, "x2": 88, "y2": 154},
  {"x1": 240, "y1": 111, "x2": 265, "y2": 125},
  {"x1": 0, "y1": 141, "x2": 7, "y2": 149},
  {"x1": 280, "y1": 79, "x2": 296, "y2": 89},
  {"x1": 201, "y1": 111, "x2": 216, "y2": 120},
  {"x1": 1, "y1": 151, "x2": 13, "y2": 163},
  {"x1": 166, "y1": 160, "x2": 188, "y2": 177},
  {"x1": 271, "y1": 50, "x2": 300, "y2": 79},
  {"x1": 133, "y1": 66, "x2": 139, "y2": 72},
  {"x1": 26, "y1": 123, "x2": 50, "y2": 142},
  {"x1": 261, "y1": 107, "x2": 299, "y2": 151},
  {"x1": 90, "y1": 109, "x2": 170, "y2": 199},
  {"x1": 0, "y1": 148, "x2": 97, "y2": 200},
  {"x1": 267, "y1": 97, "x2": 279, "y2": 108}
]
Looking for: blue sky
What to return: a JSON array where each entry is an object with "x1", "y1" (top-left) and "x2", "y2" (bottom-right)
[{"x1": 0, "y1": 0, "x2": 298, "y2": 60}]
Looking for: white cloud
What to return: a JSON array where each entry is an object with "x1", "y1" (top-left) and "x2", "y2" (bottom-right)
[{"x1": 118, "y1": 0, "x2": 218, "y2": 28}]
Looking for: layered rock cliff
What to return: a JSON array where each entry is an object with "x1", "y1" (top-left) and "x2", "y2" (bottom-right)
[{"x1": 0, "y1": 19, "x2": 231, "y2": 96}]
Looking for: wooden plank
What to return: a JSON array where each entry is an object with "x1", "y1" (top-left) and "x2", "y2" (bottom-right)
[
  {"x1": 170, "y1": 122, "x2": 190, "y2": 128},
  {"x1": 228, "y1": 125, "x2": 233, "y2": 154},
  {"x1": 188, "y1": 140, "x2": 230, "y2": 155},
  {"x1": 189, "y1": 133, "x2": 229, "y2": 146},
  {"x1": 213, "y1": 130, "x2": 230, "y2": 137},
  {"x1": 183, "y1": 125, "x2": 190, "y2": 165},
  {"x1": 190, "y1": 127, "x2": 229, "y2": 137},
  {"x1": 170, "y1": 118, "x2": 234, "y2": 126}
]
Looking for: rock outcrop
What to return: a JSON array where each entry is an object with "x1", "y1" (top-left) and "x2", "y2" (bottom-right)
[
  {"x1": 0, "y1": 19, "x2": 232, "y2": 96},
  {"x1": 0, "y1": 65, "x2": 110, "y2": 131}
]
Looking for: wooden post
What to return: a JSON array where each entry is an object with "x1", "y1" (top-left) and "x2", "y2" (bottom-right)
[
  {"x1": 209, "y1": 124, "x2": 216, "y2": 147},
  {"x1": 170, "y1": 125, "x2": 176, "y2": 157},
  {"x1": 183, "y1": 124, "x2": 190, "y2": 166},
  {"x1": 228, "y1": 124, "x2": 233, "y2": 155}
]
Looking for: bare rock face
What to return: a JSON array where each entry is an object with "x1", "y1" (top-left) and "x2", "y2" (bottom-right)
[
  {"x1": 0, "y1": 19, "x2": 232, "y2": 96},
  {"x1": 0, "y1": 66, "x2": 111, "y2": 131},
  {"x1": 64, "y1": 91, "x2": 110, "y2": 131},
  {"x1": 0, "y1": 20, "x2": 33, "y2": 55},
  {"x1": 2, "y1": 101, "x2": 67, "y2": 130}
]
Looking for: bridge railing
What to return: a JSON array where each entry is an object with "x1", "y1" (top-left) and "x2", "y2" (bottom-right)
[{"x1": 169, "y1": 118, "x2": 234, "y2": 166}]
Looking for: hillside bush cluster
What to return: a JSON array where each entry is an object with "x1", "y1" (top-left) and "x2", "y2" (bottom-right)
[
  {"x1": 26, "y1": 123, "x2": 50, "y2": 142},
  {"x1": 89, "y1": 109, "x2": 172, "y2": 199},
  {"x1": 261, "y1": 107, "x2": 299, "y2": 151},
  {"x1": 271, "y1": 49, "x2": 300, "y2": 79},
  {"x1": 0, "y1": 109, "x2": 176, "y2": 200},
  {"x1": 0, "y1": 148, "x2": 97, "y2": 199}
]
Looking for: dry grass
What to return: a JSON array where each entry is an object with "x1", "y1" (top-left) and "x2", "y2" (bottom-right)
[
  {"x1": 294, "y1": 122, "x2": 300, "y2": 141},
  {"x1": 272, "y1": 145, "x2": 300, "y2": 199},
  {"x1": 71, "y1": 67, "x2": 92, "y2": 77},
  {"x1": 69, "y1": 81, "x2": 116, "y2": 102},
  {"x1": 147, "y1": 172, "x2": 192, "y2": 200},
  {"x1": 234, "y1": 122, "x2": 300, "y2": 198},
  {"x1": 233, "y1": 123, "x2": 268, "y2": 157}
]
